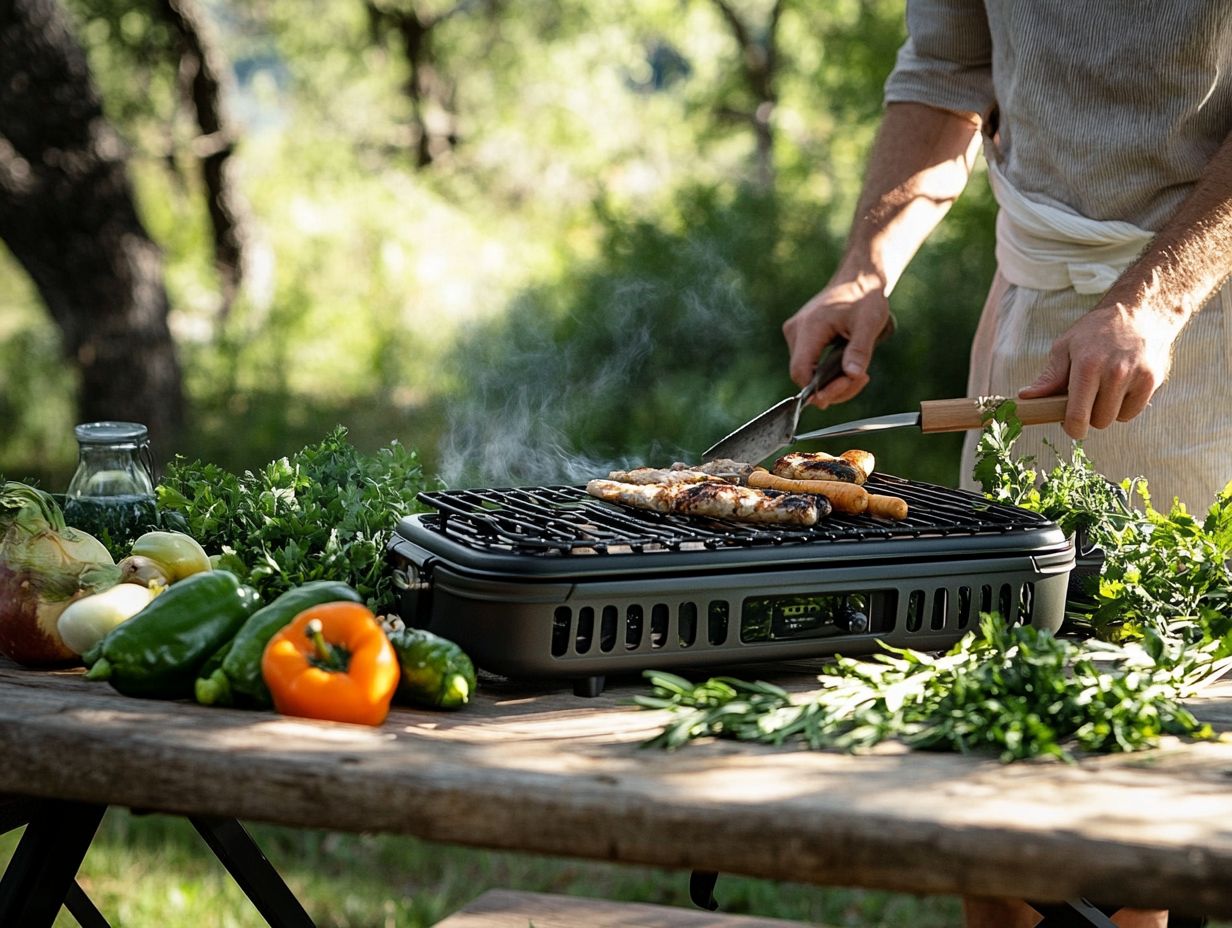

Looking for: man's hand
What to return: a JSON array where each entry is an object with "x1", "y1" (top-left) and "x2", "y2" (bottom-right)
[
  {"x1": 1018, "y1": 301, "x2": 1181, "y2": 439},
  {"x1": 1021, "y1": 129, "x2": 1232, "y2": 439},
  {"x1": 783, "y1": 273, "x2": 892, "y2": 409}
]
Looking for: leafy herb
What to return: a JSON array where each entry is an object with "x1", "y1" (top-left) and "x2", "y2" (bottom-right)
[
  {"x1": 640, "y1": 617, "x2": 1226, "y2": 762},
  {"x1": 156, "y1": 427, "x2": 442, "y2": 610},
  {"x1": 975, "y1": 400, "x2": 1232, "y2": 644}
]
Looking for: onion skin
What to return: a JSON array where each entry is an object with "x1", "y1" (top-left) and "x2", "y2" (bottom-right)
[
  {"x1": 0, "y1": 483, "x2": 121, "y2": 666},
  {"x1": 0, "y1": 562, "x2": 83, "y2": 665}
]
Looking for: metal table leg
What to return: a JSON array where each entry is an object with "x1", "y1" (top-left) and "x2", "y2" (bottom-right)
[
  {"x1": 0, "y1": 798, "x2": 106, "y2": 928},
  {"x1": 65, "y1": 880, "x2": 113, "y2": 928},
  {"x1": 191, "y1": 816, "x2": 316, "y2": 928}
]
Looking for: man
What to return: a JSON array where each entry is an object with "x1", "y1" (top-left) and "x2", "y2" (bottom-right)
[
  {"x1": 784, "y1": 2, "x2": 1232, "y2": 515},
  {"x1": 782, "y1": 4, "x2": 1231, "y2": 926}
]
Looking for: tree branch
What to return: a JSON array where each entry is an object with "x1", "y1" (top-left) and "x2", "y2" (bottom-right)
[{"x1": 158, "y1": 0, "x2": 249, "y2": 317}]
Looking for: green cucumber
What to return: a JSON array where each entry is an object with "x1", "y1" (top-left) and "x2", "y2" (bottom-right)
[
  {"x1": 388, "y1": 627, "x2": 477, "y2": 710},
  {"x1": 195, "y1": 580, "x2": 362, "y2": 708},
  {"x1": 84, "y1": 571, "x2": 260, "y2": 699}
]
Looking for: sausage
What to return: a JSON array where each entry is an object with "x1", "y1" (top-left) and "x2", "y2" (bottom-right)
[
  {"x1": 745, "y1": 469, "x2": 869, "y2": 515},
  {"x1": 867, "y1": 494, "x2": 909, "y2": 520}
]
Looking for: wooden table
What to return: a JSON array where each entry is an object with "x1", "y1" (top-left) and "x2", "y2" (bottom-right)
[{"x1": 2, "y1": 657, "x2": 1232, "y2": 925}]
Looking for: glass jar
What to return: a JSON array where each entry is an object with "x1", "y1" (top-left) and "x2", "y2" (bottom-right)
[{"x1": 63, "y1": 421, "x2": 158, "y2": 544}]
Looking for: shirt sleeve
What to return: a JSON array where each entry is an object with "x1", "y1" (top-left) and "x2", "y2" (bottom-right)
[{"x1": 883, "y1": 0, "x2": 995, "y2": 119}]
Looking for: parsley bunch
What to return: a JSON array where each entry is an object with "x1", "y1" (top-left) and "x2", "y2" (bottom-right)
[{"x1": 156, "y1": 427, "x2": 441, "y2": 610}]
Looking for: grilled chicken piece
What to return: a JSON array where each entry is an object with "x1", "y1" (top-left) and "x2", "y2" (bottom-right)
[
  {"x1": 671, "y1": 458, "x2": 760, "y2": 484},
  {"x1": 606, "y1": 467, "x2": 721, "y2": 486},
  {"x1": 586, "y1": 478, "x2": 823, "y2": 526},
  {"x1": 773, "y1": 452, "x2": 864, "y2": 485}
]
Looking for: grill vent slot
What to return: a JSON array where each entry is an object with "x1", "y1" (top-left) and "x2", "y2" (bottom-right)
[
  {"x1": 1018, "y1": 583, "x2": 1035, "y2": 623},
  {"x1": 708, "y1": 601, "x2": 729, "y2": 646},
  {"x1": 999, "y1": 584, "x2": 1013, "y2": 622},
  {"x1": 679, "y1": 602, "x2": 698, "y2": 648},
  {"x1": 575, "y1": 607, "x2": 594, "y2": 654},
  {"x1": 626, "y1": 605, "x2": 644, "y2": 650},
  {"x1": 906, "y1": 590, "x2": 925, "y2": 632},
  {"x1": 957, "y1": 586, "x2": 973, "y2": 629},
  {"x1": 930, "y1": 589, "x2": 948, "y2": 630},
  {"x1": 600, "y1": 606, "x2": 618, "y2": 652},
  {"x1": 552, "y1": 607, "x2": 571, "y2": 657},
  {"x1": 650, "y1": 604, "x2": 669, "y2": 649}
]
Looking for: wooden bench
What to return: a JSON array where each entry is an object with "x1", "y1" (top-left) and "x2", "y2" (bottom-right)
[{"x1": 434, "y1": 889, "x2": 820, "y2": 928}]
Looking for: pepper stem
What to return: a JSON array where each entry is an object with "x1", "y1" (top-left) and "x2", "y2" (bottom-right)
[{"x1": 305, "y1": 618, "x2": 334, "y2": 664}]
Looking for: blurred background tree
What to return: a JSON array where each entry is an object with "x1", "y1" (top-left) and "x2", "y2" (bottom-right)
[{"x1": 0, "y1": 0, "x2": 997, "y2": 488}]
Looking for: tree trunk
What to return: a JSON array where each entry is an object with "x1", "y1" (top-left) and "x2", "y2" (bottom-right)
[{"x1": 0, "y1": 0, "x2": 185, "y2": 455}]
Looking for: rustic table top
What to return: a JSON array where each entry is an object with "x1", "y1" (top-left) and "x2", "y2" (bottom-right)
[{"x1": 2, "y1": 657, "x2": 1231, "y2": 917}]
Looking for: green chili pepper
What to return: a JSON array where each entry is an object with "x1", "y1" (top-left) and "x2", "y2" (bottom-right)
[
  {"x1": 194, "y1": 580, "x2": 362, "y2": 708},
  {"x1": 388, "y1": 626, "x2": 478, "y2": 710},
  {"x1": 84, "y1": 571, "x2": 260, "y2": 699}
]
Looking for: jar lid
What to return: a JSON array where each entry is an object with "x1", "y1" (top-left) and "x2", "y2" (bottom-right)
[{"x1": 74, "y1": 421, "x2": 149, "y2": 445}]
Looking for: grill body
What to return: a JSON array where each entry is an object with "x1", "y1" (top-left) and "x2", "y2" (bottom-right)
[{"x1": 388, "y1": 477, "x2": 1074, "y2": 686}]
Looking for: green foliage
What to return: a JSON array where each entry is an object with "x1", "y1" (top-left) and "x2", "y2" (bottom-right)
[
  {"x1": 156, "y1": 426, "x2": 441, "y2": 610},
  {"x1": 2, "y1": 0, "x2": 992, "y2": 497},
  {"x1": 975, "y1": 399, "x2": 1232, "y2": 643},
  {"x1": 641, "y1": 616, "x2": 1224, "y2": 763}
]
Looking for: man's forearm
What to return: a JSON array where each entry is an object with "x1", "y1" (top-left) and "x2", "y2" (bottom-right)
[
  {"x1": 1102, "y1": 131, "x2": 1232, "y2": 333},
  {"x1": 837, "y1": 101, "x2": 984, "y2": 295}
]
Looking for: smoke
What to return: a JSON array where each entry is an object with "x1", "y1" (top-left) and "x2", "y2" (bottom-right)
[{"x1": 438, "y1": 240, "x2": 769, "y2": 488}]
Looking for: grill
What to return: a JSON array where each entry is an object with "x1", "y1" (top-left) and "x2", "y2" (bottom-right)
[{"x1": 388, "y1": 474, "x2": 1074, "y2": 695}]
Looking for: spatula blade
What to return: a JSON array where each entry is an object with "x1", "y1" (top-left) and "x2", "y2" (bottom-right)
[{"x1": 702, "y1": 396, "x2": 800, "y2": 464}]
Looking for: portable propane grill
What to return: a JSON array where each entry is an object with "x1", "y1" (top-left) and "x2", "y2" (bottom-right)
[{"x1": 388, "y1": 474, "x2": 1074, "y2": 695}]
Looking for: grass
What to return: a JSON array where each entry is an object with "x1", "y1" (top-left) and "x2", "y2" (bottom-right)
[{"x1": 0, "y1": 808, "x2": 963, "y2": 927}]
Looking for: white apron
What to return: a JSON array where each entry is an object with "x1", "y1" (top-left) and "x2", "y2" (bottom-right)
[{"x1": 958, "y1": 155, "x2": 1232, "y2": 513}]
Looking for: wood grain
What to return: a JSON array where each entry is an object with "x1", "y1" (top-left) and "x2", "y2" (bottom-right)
[
  {"x1": 435, "y1": 889, "x2": 819, "y2": 928},
  {"x1": 1, "y1": 659, "x2": 1231, "y2": 917},
  {"x1": 919, "y1": 395, "x2": 1069, "y2": 433}
]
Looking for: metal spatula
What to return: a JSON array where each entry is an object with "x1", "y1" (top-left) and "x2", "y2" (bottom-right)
[
  {"x1": 702, "y1": 339, "x2": 848, "y2": 464},
  {"x1": 702, "y1": 317, "x2": 896, "y2": 464}
]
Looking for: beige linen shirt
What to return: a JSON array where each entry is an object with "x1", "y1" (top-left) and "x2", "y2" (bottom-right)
[{"x1": 883, "y1": 1, "x2": 1232, "y2": 510}]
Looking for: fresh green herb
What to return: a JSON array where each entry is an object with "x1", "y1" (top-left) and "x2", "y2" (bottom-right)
[
  {"x1": 640, "y1": 617, "x2": 1226, "y2": 762},
  {"x1": 156, "y1": 427, "x2": 442, "y2": 610},
  {"x1": 974, "y1": 399, "x2": 1232, "y2": 644}
]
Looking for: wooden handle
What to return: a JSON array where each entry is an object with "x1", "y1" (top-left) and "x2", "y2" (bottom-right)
[
  {"x1": 747, "y1": 469, "x2": 869, "y2": 514},
  {"x1": 919, "y1": 395, "x2": 1070, "y2": 434}
]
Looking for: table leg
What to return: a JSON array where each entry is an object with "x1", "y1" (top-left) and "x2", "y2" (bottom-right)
[
  {"x1": 65, "y1": 879, "x2": 113, "y2": 928},
  {"x1": 190, "y1": 816, "x2": 316, "y2": 928},
  {"x1": 0, "y1": 793, "x2": 38, "y2": 834},
  {"x1": 0, "y1": 798, "x2": 105, "y2": 928},
  {"x1": 688, "y1": 870, "x2": 720, "y2": 911}
]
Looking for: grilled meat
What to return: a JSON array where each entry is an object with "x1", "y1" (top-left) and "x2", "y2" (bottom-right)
[
  {"x1": 586, "y1": 478, "x2": 822, "y2": 526},
  {"x1": 670, "y1": 458, "x2": 760, "y2": 483},
  {"x1": 772, "y1": 452, "x2": 863, "y2": 485},
  {"x1": 606, "y1": 467, "x2": 721, "y2": 486}
]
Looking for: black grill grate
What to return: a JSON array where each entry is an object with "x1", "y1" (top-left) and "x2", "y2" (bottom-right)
[{"x1": 415, "y1": 475, "x2": 1052, "y2": 558}]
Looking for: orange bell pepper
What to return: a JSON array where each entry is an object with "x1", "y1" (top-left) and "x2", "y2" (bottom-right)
[{"x1": 261, "y1": 601, "x2": 400, "y2": 726}]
